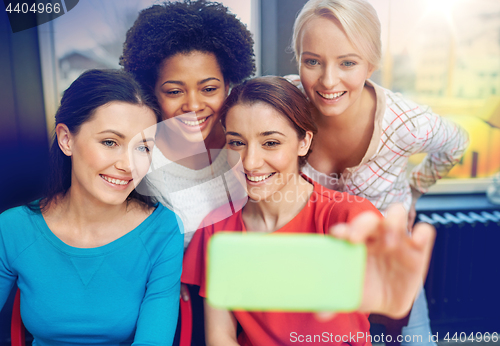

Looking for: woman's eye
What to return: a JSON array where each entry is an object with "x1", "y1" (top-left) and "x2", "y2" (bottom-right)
[
  {"x1": 203, "y1": 87, "x2": 217, "y2": 93},
  {"x1": 166, "y1": 90, "x2": 182, "y2": 95},
  {"x1": 227, "y1": 140, "x2": 244, "y2": 147},
  {"x1": 264, "y1": 141, "x2": 279, "y2": 148},
  {"x1": 136, "y1": 145, "x2": 151, "y2": 153},
  {"x1": 102, "y1": 140, "x2": 117, "y2": 147},
  {"x1": 305, "y1": 59, "x2": 319, "y2": 66},
  {"x1": 342, "y1": 61, "x2": 356, "y2": 67}
]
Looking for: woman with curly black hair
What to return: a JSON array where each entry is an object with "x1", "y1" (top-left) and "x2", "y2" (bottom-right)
[
  {"x1": 121, "y1": 0, "x2": 255, "y2": 250},
  {"x1": 121, "y1": 2, "x2": 255, "y2": 344}
]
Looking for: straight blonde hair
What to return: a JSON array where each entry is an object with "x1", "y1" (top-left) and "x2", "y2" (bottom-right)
[{"x1": 292, "y1": 0, "x2": 382, "y2": 69}]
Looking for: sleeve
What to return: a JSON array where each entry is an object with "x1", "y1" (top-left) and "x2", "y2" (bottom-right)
[
  {"x1": 132, "y1": 217, "x2": 184, "y2": 346},
  {"x1": 181, "y1": 226, "x2": 213, "y2": 298},
  {"x1": 0, "y1": 213, "x2": 18, "y2": 310},
  {"x1": 408, "y1": 108, "x2": 469, "y2": 193}
]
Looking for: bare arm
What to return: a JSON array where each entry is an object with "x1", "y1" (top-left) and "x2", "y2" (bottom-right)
[{"x1": 204, "y1": 299, "x2": 240, "y2": 346}]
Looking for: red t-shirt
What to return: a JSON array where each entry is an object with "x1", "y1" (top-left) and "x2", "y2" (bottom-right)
[{"x1": 182, "y1": 180, "x2": 380, "y2": 346}]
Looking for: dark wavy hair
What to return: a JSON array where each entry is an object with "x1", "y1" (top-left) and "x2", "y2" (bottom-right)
[
  {"x1": 120, "y1": 0, "x2": 255, "y2": 95},
  {"x1": 31, "y1": 69, "x2": 160, "y2": 212},
  {"x1": 219, "y1": 76, "x2": 318, "y2": 168}
]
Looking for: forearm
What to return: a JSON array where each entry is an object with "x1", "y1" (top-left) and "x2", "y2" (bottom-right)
[
  {"x1": 204, "y1": 300, "x2": 240, "y2": 346},
  {"x1": 410, "y1": 116, "x2": 469, "y2": 192}
]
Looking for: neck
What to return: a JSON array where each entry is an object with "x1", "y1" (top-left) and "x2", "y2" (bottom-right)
[
  {"x1": 243, "y1": 174, "x2": 313, "y2": 233},
  {"x1": 59, "y1": 187, "x2": 131, "y2": 230}
]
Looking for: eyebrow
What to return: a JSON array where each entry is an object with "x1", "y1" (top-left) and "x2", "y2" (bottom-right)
[
  {"x1": 161, "y1": 77, "x2": 221, "y2": 87},
  {"x1": 139, "y1": 131, "x2": 155, "y2": 144},
  {"x1": 98, "y1": 130, "x2": 155, "y2": 143},
  {"x1": 261, "y1": 131, "x2": 285, "y2": 137},
  {"x1": 225, "y1": 131, "x2": 286, "y2": 137},
  {"x1": 98, "y1": 130, "x2": 125, "y2": 138},
  {"x1": 302, "y1": 51, "x2": 363, "y2": 60}
]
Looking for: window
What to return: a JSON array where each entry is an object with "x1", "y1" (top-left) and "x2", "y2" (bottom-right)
[
  {"x1": 37, "y1": 0, "x2": 260, "y2": 139},
  {"x1": 371, "y1": 0, "x2": 500, "y2": 192}
]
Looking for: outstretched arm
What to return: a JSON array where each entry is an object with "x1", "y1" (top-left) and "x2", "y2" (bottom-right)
[
  {"x1": 204, "y1": 300, "x2": 240, "y2": 346},
  {"x1": 330, "y1": 204, "x2": 435, "y2": 318}
]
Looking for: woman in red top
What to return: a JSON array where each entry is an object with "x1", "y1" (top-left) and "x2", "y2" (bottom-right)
[{"x1": 182, "y1": 76, "x2": 435, "y2": 346}]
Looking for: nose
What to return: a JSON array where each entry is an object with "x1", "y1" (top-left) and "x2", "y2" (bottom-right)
[
  {"x1": 242, "y1": 144, "x2": 263, "y2": 173},
  {"x1": 320, "y1": 63, "x2": 340, "y2": 90},
  {"x1": 115, "y1": 147, "x2": 132, "y2": 173},
  {"x1": 181, "y1": 91, "x2": 205, "y2": 113}
]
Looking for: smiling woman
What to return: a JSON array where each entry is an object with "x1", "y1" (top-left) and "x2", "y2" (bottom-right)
[
  {"x1": 121, "y1": 0, "x2": 255, "y2": 249},
  {"x1": 0, "y1": 69, "x2": 183, "y2": 345},
  {"x1": 288, "y1": 0, "x2": 470, "y2": 345}
]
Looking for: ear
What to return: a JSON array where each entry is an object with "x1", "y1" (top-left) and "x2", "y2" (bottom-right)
[
  {"x1": 298, "y1": 131, "x2": 314, "y2": 157},
  {"x1": 56, "y1": 124, "x2": 73, "y2": 157},
  {"x1": 366, "y1": 63, "x2": 376, "y2": 80}
]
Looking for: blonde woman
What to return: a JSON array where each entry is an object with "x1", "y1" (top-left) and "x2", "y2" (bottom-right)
[{"x1": 287, "y1": 0, "x2": 469, "y2": 344}]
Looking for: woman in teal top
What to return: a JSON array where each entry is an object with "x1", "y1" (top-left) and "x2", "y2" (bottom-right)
[{"x1": 0, "y1": 69, "x2": 183, "y2": 345}]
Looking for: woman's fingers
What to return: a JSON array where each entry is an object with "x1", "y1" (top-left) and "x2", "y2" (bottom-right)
[
  {"x1": 410, "y1": 222, "x2": 436, "y2": 280},
  {"x1": 314, "y1": 312, "x2": 337, "y2": 322},
  {"x1": 180, "y1": 283, "x2": 190, "y2": 302},
  {"x1": 382, "y1": 204, "x2": 408, "y2": 250},
  {"x1": 330, "y1": 211, "x2": 381, "y2": 243}
]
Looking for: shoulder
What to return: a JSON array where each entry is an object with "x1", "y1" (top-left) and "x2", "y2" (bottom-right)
[
  {"x1": 283, "y1": 74, "x2": 305, "y2": 94},
  {"x1": 198, "y1": 201, "x2": 245, "y2": 235},
  {"x1": 309, "y1": 183, "x2": 380, "y2": 225},
  {"x1": 375, "y1": 84, "x2": 444, "y2": 139},
  {"x1": 0, "y1": 204, "x2": 42, "y2": 260},
  {"x1": 0, "y1": 204, "x2": 38, "y2": 232},
  {"x1": 138, "y1": 204, "x2": 184, "y2": 251}
]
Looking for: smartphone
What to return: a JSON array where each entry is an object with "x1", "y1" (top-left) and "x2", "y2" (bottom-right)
[{"x1": 206, "y1": 232, "x2": 366, "y2": 312}]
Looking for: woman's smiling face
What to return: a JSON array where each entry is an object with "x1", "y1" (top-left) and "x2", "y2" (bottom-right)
[
  {"x1": 154, "y1": 51, "x2": 228, "y2": 143},
  {"x1": 60, "y1": 101, "x2": 157, "y2": 206},
  {"x1": 299, "y1": 16, "x2": 374, "y2": 118},
  {"x1": 225, "y1": 102, "x2": 311, "y2": 202}
]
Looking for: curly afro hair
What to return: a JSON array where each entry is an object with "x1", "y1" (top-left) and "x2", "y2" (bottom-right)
[{"x1": 120, "y1": 0, "x2": 255, "y2": 94}]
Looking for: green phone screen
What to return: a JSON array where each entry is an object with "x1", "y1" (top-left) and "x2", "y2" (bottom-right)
[{"x1": 206, "y1": 232, "x2": 366, "y2": 312}]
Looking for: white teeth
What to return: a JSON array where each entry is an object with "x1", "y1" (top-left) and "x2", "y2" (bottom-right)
[
  {"x1": 181, "y1": 117, "x2": 208, "y2": 126},
  {"x1": 246, "y1": 173, "x2": 273, "y2": 182},
  {"x1": 318, "y1": 91, "x2": 346, "y2": 99},
  {"x1": 101, "y1": 175, "x2": 129, "y2": 185}
]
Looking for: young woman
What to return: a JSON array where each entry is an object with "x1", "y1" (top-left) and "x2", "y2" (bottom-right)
[
  {"x1": 181, "y1": 76, "x2": 436, "y2": 346},
  {"x1": 121, "y1": 2, "x2": 255, "y2": 344},
  {"x1": 287, "y1": 0, "x2": 469, "y2": 343},
  {"x1": 0, "y1": 70, "x2": 183, "y2": 345},
  {"x1": 120, "y1": 0, "x2": 255, "y2": 248}
]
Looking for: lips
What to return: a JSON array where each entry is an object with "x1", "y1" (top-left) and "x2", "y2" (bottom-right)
[
  {"x1": 245, "y1": 173, "x2": 275, "y2": 183},
  {"x1": 317, "y1": 91, "x2": 346, "y2": 100},
  {"x1": 177, "y1": 115, "x2": 211, "y2": 127},
  {"x1": 99, "y1": 174, "x2": 132, "y2": 186}
]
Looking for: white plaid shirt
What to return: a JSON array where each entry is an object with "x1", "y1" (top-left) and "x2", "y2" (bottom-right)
[{"x1": 286, "y1": 76, "x2": 469, "y2": 213}]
